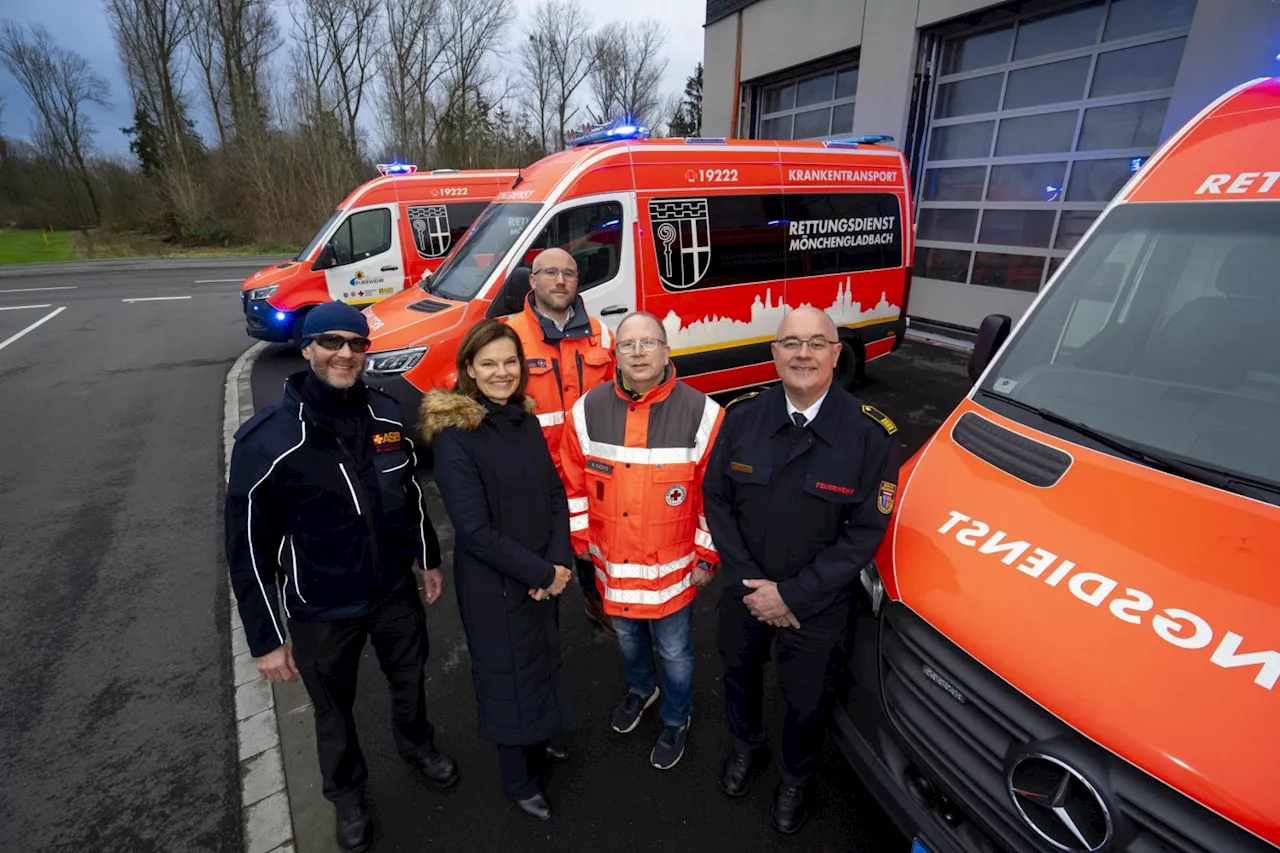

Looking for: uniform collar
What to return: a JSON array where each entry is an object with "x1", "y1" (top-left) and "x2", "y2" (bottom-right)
[
  {"x1": 614, "y1": 363, "x2": 676, "y2": 404},
  {"x1": 525, "y1": 292, "x2": 591, "y2": 342},
  {"x1": 785, "y1": 390, "x2": 827, "y2": 427},
  {"x1": 770, "y1": 383, "x2": 838, "y2": 445}
]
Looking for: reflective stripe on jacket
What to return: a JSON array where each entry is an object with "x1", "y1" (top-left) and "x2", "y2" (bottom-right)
[
  {"x1": 504, "y1": 293, "x2": 614, "y2": 474},
  {"x1": 560, "y1": 366, "x2": 724, "y2": 619}
]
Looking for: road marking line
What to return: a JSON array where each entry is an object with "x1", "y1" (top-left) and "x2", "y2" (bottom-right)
[
  {"x1": 0, "y1": 306, "x2": 65, "y2": 352},
  {"x1": 195, "y1": 278, "x2": 244, "y2": 283},
  {"x1": 0, "y1": 304, "x2": 52, "y2": 311},
  {"x1": 122, "y1": 296, "x2": 194, "y2": 303},
  {"x1": 0, "y1": 285, "x2": 77, "y2": 294}
]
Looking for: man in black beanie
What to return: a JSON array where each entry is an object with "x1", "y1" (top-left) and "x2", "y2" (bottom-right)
[{"x1": 225, "y1": 301, "x2": 458, "y2": 853}]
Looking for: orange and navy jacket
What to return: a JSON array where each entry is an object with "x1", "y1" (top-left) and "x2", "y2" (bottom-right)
[
  {"x1": 504, "y1": 292, "x2": 614, "y2": 473},
  {"x1": 560, "y1": 365, "x2": 724, "y2": 619}
]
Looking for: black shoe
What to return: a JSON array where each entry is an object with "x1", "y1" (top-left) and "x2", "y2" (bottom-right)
[
  {"x1": 720, "y1": 749, "x2": 760, "y2": 798},
  {"x1": 404, "y1": 746, "x2": 459, "y2": 788},
  {"x1": 650, "y1": 717, "x2": 690, "y2": 770},
  {"x1": 545, "y1": 742, "x2": 570, "y2": 763},
  {"x1": 771, "y1": 782, "x2": 808, "y2": 834},
  {"x1": 335, "y1": 796, "x2": 372, "y2": 853},
  {"x1": 610, "y1": 688, "x2": 660, "y2": 734},
  {"x1": 514, "y1": 792, "x2": 552, "y2": 821}
]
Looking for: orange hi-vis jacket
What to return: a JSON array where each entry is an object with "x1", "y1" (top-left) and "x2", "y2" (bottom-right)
[
  {"x1": 561, "y1": 366, "x2": 725, "y2": 619},
  {"x1": 504, "y1": 293, "x2": 614, "y2": 474}
]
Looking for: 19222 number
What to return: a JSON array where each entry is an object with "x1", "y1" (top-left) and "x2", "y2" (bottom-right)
[
  {"x1": 440, "y1": 187, "x2": 469, "y2": 196},
  {"x1": 690, "y1": 168, "x2": 739, "y2": 183}
]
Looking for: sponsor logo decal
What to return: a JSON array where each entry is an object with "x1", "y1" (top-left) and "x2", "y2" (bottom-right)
[{"x1": 373, "y1": 431, "x2": 401, "y2": 453}]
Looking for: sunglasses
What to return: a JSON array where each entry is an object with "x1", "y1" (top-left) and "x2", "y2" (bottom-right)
[{"x1": 310, "y1": 333, "x2": 373, "y2": 353}]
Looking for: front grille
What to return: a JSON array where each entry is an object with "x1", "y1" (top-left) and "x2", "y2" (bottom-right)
[{"x1": 879, "y1": 603, "x2": 1272, "y2": 853}]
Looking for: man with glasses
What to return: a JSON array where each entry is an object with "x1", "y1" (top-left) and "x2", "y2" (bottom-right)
[
  {"x1": 560, "y1": 312, "x2": 723, "y2": 769},
  {"x1": 702, "y1": 306, "x2": 899, "y2": 834},
  {"x1": 504, "y1": 248, "x2": 617, "y2": 638},
  {"x1": 225, "y1": 301, "x2": 458, "y2": 853}
]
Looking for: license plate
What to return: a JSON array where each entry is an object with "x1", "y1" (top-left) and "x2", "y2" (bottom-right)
[{"x1": 911, "y1": 841, "x2": 930, "y2": 853}]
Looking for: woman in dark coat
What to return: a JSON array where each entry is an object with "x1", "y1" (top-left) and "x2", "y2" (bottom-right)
[{"x1": 419, "y1": 319, "x2": 574, "y2": 821}]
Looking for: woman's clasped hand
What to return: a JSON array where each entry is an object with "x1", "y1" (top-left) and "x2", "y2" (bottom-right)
[{"x1": 528, "y1": 564, "x2": 573, "y2": 601}]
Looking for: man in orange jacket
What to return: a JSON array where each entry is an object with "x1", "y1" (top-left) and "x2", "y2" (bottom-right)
[
  {"x1": 561, "y1": 311, "x2": 724, "y2": 770},
  {"x1": 504, "y1": 248, "x2": 616, "y2": 634}
]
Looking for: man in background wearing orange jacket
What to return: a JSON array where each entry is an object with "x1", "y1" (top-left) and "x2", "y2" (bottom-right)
[
  {"x1": 505, "y1": 247, "x2": 617, "y2": 635},
  {"x1": 561, "y1": 311, "x2": 724, "y2": 770}
]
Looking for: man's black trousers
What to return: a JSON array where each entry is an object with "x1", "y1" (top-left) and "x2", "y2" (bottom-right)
[
  {"x1": 717, "y1": 593, "x2": 849, "y2": 786},
  {"x1": 289, "y1": 587, "x2": 436, "y2": 806}
]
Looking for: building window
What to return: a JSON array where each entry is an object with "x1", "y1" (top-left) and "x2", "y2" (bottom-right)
[
  {"x1": 914, "y1": 0, "x2": 1195, "y2": 293},
  {"x1": 754, "y1": 65, "x2": 859, "y2": 141}
]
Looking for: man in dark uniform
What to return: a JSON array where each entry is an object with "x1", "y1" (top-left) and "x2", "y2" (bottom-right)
[
  {"x1": 702, "y1": 306, "x2": 899, "y2": 835},
  {"x1": 225, "y1": 302, "x2": 459, "y2": 853}
]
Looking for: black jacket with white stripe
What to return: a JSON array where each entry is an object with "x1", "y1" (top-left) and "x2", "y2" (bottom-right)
[{"x1": 225, "y1": 371, "x2": 442, "y2": 657}]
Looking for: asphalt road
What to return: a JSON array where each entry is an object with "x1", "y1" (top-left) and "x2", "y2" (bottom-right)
[
  {"x1": 0, "y1": 262, "x2": 265, "y2": 853},
  {"x1": 250, "y1": 338, "x2": 973, "y2": 852}
]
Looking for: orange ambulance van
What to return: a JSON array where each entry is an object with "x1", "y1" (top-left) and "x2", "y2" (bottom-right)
[
  {"x1": 239, "y1": 165, "x2": 517, "y2": 345},
  {"x1": 836, "y1": 78, "x2": 1280, "y2": 853},
  {"x1": 360, "y1": 123, "x2": 913, "y2": 402}
]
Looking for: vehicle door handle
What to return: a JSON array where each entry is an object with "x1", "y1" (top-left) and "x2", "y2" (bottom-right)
[
  {"x1": 381, "y1": 265, "x2": 400, "y2": 272},
  {"x1": 600, "y1": 306, "x2": 627, "y2": 315}
]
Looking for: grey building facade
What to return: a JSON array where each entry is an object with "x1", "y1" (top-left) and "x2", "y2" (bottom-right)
[{"x1": 704, "y1": 0, "x2": 1280, "y2": 330}]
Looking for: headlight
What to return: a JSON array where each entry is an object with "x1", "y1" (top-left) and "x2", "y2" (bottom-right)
[
  {"x1": 366, "y1": 346, "x2": 428, "y2": 377},
  {"x1": 247, "y1": 285, "x2": 278, "y2": 300}
]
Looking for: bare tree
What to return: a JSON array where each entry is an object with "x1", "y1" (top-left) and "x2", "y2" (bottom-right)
[
  {"x1": 193, "y1": 0, "x2": 280, "y2": 145},
  {"x1": 0, "y1": 22, "x2": 110, "y2": 224},
  {"x1": 587, "y1": 20, "x2": 668, "y2": 130},
  {"x1": 379, "y1": 0, "x2": 446, "y2": 161},
  {"x1": 106, "y1": 0, "x2": 199, "y2": 167},
  {"x1": 293, "y1": 0, "x2": 383, "y2": 162},
  {"x1": 537, "y1": 0, "x2": 594, "y2": 150},
  {"x1": 435, "y1": 0, "x2": 514, "y2": 162},
  {"x1": 519, "y1": 11, "x2": 555, "y2": 153}
]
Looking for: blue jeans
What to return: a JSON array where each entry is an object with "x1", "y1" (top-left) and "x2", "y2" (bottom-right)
[{"x1": 611, "y1": 603, "x2": 694, "y2": 727}]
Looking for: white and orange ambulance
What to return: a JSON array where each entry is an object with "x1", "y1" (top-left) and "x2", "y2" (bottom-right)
[
  {"x1": 837, "y1": 78, "x2": 1280, "y2": 853},
  {"x1": 360, "y1": 123, "x2": 913, "y2": 398},
  {"x1": 239, "y1": 165, "x2": 517, "y2": 345}
]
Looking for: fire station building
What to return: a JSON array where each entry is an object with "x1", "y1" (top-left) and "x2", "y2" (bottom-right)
[{"x1": 703, "y1": 0, "x2": 1280, "y2": 331}]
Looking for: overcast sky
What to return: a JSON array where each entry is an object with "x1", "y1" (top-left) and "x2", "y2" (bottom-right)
[{"x1": 0, "y1": 0, "x2": 705, "y2": 157}]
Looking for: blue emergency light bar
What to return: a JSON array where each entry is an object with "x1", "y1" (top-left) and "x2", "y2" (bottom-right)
[
  {"x1": 824, "y1": 135, "x2": 895, "y2": 149},
  {"x1": 376, "y1": 162, "x2": 418, "y2": 176},
  {"x1": 564, "y1": 118, "x2": 651, "y2": 148}
]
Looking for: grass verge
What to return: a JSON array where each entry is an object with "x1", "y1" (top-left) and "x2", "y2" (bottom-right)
[{"x1": 0, "y1": 229, "x2": 75, "y2": 264}]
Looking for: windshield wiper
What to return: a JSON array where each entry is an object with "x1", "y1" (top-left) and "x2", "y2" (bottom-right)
[{"x1": 977, "y1": 389, "x2": 1280, "y2": 501}]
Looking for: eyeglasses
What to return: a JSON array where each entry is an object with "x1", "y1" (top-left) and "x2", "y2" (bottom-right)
[
  {"x1": 534, "y1": 267, "x2": 579, "y2": 282},
  {"x1": 774, "y1": 336, "x2": 836, "y2": 353},
  {"x1": 311, "y1": 333, "x2": 373, "y2": 353},
  {"x1": 616, "y1": 337, "x2": 666, "y2": 354}
]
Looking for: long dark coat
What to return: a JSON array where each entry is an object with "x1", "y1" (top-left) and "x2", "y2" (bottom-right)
[{"x1": 420, "y1": 390, "x2": 574, "y2": 747}]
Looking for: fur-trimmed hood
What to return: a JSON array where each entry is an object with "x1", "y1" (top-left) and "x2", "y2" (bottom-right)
[{"x1": 418, "y1": 390, "x2": 538, "y2": 441}]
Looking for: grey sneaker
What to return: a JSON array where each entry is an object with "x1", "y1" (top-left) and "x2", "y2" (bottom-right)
[
  {"x1": 610, "y1": 688, "x2": 660, "y2": 733},
  {"x1": 650, "y1": 717, "x2": 690, "y2": 770}
]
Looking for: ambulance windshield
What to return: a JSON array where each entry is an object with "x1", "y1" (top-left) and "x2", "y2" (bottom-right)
[
  {"x1": 424, "y1": 202, "x2": 542, "y2": 302},
  {"x1": 296, "y1": 211, "x2": 341, "y2": 262},
  {"x1": 981, "y1": 200, "x2": 1280, "y2": 498}
]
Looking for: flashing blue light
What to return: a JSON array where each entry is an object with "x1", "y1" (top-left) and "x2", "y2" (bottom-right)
[
  {"x1": 275, "y1": 311, "x2": 287, "y2": 321},
  {"x1": 376, "y1": 162, "x2": 418, "y2": 176},
  {"x1": 825, "y1": 134, "x2": 896, "y2": 149},
  {"x1": 601, "y1": 219, "x2": 620, "y2": 228},
  {"x1": 1129, "y1": 156, "x2": 1147, "y2": 173},
  {"x1": 564, "y1": 118, "x2": 651, "y2": 148},
  {"x1": 1045, "y1": 184, "x2": 1061, "y2": 193}
]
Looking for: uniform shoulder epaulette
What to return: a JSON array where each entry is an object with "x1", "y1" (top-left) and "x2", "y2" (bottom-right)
[
  {"x1": 725, "y1": 390, "x2": 760, "y2": 410},
  {"x1": 233, "y1": 406, "x2": 275, "y2": 441},
  {"x1": 861, "y1": 404, "x2": 897, "y2": 435}
]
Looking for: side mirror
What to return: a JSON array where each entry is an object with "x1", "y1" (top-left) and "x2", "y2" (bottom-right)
[
  {"x1": 485, "y1": 266, "x2": 533, "y2": 318},
  {"x1": 313, "y1": 243, "x2": 338, "y2": 271},
  {"x1": 968, "y1": 314, "x2": 1012, "y2": 384}
]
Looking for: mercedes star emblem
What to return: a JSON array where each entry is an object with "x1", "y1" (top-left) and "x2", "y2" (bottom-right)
[{"x1": 1008, "y1": 754, "x2": 1113, "y2": 852}]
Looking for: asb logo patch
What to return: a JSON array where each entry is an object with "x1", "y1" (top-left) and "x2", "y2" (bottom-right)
[
  {"x1": 665, "y1": 485, "x2": 687, "y2": 506},
  {"x1": 373, "y1": 431, "x2": 402, "y2": 453},
  {"x1": 877, "y1": 481, "x2": 896, "y2": 514},
  {"x1": 408, "y1": 204, "x2": 451, "y2": 258}
]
